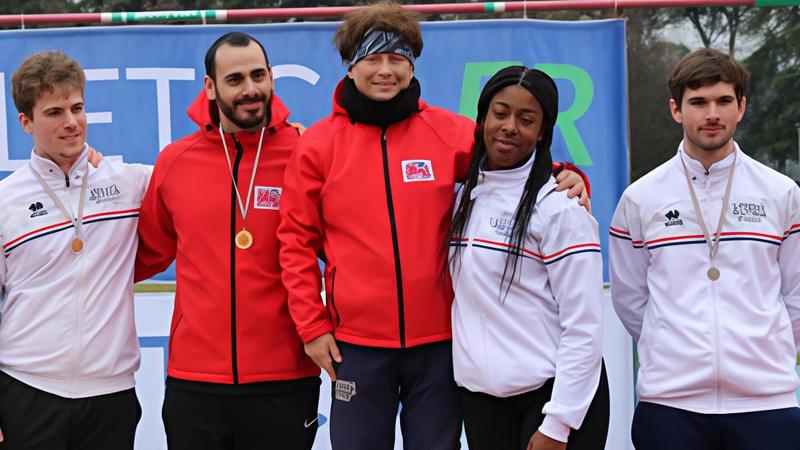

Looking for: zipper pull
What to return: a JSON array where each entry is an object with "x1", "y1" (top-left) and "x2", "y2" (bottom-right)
[{"x1": 64, "y1": 173, "x2": 70, "y2": 188}]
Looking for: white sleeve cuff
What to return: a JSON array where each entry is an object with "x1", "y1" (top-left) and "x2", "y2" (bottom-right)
[{"x1": 538, "y1": 414, "x2": 571, "y2": 443}]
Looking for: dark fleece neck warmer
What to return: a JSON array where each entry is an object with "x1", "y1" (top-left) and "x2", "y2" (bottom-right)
[{"x1": 339, "y1": 76, "x2": 421, "y2": 128}]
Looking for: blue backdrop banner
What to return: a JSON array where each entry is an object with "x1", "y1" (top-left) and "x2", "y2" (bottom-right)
[{"x1": 0, "y1": 19, "x2": 628, "y2": 280}]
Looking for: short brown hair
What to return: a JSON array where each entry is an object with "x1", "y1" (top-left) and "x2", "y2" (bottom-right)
[
  {"x1": 12, "y1": 50, "x2": 85, "y2": 118},
  {"x1": 333, "y1": 1, "x2": 423, "y2": 64},
  {"x1": 667, "y1": 48, "x2": 749, "y2": 109}
]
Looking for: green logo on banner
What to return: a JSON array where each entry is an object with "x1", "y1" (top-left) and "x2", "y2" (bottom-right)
[{"x1": 458, "y1": 61, "x2": 595, "y2": 166}]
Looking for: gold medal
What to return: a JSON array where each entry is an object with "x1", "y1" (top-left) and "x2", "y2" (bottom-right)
[
  {"x1": 71, "y1": 237, "x2": 84, "y2": 254},
  {"x1": 707, "y1": 267, "x2": 720, "y2": 281},
  {"x1": 220, "y1": 125, "x2": 265, "y2": 252},
  {"x1": 235, "y1": 229, "x2": 253, "y2": 250}
]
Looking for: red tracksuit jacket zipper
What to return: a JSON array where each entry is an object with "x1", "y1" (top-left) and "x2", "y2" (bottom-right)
[
  {"x1": 380, "y1": 127, "x2": 407, "y2": 348},
  {"x1": 229, "y1": 135, "x2": 244, "y2": 383}
]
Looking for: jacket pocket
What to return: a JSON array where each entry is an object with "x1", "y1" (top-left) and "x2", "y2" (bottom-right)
[
  {"x1": 168, "y1": 312, "x2": 183, "y2": 356},
  {"x1": 326, "y1": 267, "x2": 341, "y2": 327}
]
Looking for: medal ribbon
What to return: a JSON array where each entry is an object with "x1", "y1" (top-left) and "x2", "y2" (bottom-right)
[
  {"x1": 679, "y1": 148, "x2": 737, "y2": 271},
  {"x1": 219, "y1": 125, "x2": 265, "y2": 226},
  {"x1": 31, "y1": 156, "x2": 89, "y2": 243}
]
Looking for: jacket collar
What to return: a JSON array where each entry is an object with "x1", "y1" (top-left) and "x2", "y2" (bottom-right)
[
  {"x1": 471, "y1": 151, "x2": 556, "y2": 201},
  {"x1": 29, "y1": 143, "x2": 89, "y2": 180},
  {"x1": 479, "y1": 151, "x2": 535, "y2": 188},
  {"x1": 186, "y1": 89, "x2": 293, "y2": 147},
  {"x1": 675, "y1": 140, "x2": 740, "y2": 185}
]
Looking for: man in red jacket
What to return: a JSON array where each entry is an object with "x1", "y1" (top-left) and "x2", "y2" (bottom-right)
[
  {"x1": 135, "y1": 32, "x2": 320, "y2": 450},
  {"x1": 277, "y1": 3, "x2": 589, "y2": 449}
]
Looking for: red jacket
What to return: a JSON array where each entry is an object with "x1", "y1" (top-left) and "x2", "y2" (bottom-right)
[
  {"x1": 136, "y1": 91, "x2": 319, "y2": 384},
  {"x1": 278, "y1": 81, "x2": 475, "y2": 348}
]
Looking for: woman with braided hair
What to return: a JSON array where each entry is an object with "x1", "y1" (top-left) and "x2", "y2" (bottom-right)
[{"x1": 450, "y1": 66, "x2": 610, "y2": 450}]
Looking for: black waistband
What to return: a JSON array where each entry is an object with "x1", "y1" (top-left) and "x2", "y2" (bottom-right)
[{"x1": 166, "y1": 376, "x2": 320, "y2": 396}]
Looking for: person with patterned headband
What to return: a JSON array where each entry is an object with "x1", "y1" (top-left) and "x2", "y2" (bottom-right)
[{"x1": 277, "y1": 2, "x2": 589, "y2": 448}]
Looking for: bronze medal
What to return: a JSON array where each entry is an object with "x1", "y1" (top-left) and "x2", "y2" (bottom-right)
[
  {"x1": 235, "y1": 229, "x2": 253, "y2": 250},
  {"x1": 707, "y1": 267, "x2": 720, "y2": 281},
  {"x1": 31, "y1": 153, "x2": 91, "y2": 258},
  {"x1": 71, "y1": 237, "x2": 84, "y2": 254}
]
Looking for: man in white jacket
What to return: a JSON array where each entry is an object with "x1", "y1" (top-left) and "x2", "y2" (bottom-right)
[
  {"x1": 0, "y1": 51, "x2": 149, "y2": 449},
  {"x1": 610, "y1": 48, "x2": 800, "y2": 450}
]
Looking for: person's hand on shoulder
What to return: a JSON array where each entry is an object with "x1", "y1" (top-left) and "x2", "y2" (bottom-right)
[
  {"x1": 555, "y1": 167, "x2": 591, "y2": 214},
  {"x1": 289, "y1": 122, "x2": 307, "y2": 136},
  {"x1": 87, "y1": 146, "x2": 104, "y2": 168}
]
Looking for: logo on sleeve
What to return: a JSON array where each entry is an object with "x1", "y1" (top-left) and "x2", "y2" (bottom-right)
[
  {"x1": 29, "y1": 202, "x2": 48, "y2": 218},
  {"x1": 402, "y1": 160, "x2": 435, "y2": 182},
  {"x1": 254, "y1": 186, "x2": 282, "y2": 210},
  {"x1": 664, "y1": 210, "x2": 683, "y2": 227}
]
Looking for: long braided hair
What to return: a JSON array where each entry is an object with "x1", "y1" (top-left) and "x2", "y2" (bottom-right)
[{"x1": 450, "y1": 66, "x2": 560, "y2": 300}]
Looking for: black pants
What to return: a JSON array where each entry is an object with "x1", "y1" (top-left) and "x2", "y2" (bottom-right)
[
  {"x1": 162, "y1": 382, "x2": 320, "y2": 450},
  {"x1": 330, "y1": 341, "x2": 462, "y2": 450},
  {"x1": 461, "y1": 362, "x2": 609, "y2": 450},
  {"x1": 0, "y1": 371, "x2": 141, "y2": 450},
  {"x1": 632, "y1": 401, "x2": 800, "y2": 450}
]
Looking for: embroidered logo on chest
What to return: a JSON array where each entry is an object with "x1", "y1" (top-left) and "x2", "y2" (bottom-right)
[
  {"x1": 664, "y1": 209, "x2": 683, "y2": 227},
  {"x1": 254, "y1": 186, "x2": 282, "y2": 210},
  {"x1": 490, "y1": 216, "x2": 514, "y2": 237},
  {"x1": 731, "y1": 201, "x2": 766, "y2": 223},
  {"x1": 402, "y1": 160, "x2": 435, "y2": 182},
  {"x1": 88, "y1": 183, "x2": 122, "y2": 204},
  {"x1": 28, "y1": 201, "x2": 48, "y2": 218}
]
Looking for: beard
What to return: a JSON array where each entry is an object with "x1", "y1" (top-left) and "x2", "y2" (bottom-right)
[
  {"x1": 686, "y1": 126, "x2": 735, "y2": 153},
  {"x1": 217, "y1": 92, "x2": 270, "y2": 131}
]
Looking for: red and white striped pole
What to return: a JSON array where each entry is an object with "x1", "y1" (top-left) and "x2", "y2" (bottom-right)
[{"x1": 0, "y1": 0, "x2": 796, "y2": 27}]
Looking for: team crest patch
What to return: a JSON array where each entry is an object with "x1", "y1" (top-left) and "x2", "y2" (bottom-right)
[
  {"x1": 402, "y1": 160, "x2": 435, "y2": 182},
  {"x1": 254, "y1": 186, "x2": 282, "y2": 210},
  {"x1": 334, "y1": 379, "x2": 357, "y2": 402}
]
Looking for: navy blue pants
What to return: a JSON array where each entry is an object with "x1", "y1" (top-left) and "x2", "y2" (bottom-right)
[
  {"x1": 632, "y1": 401, "x2": 800, "y2": 450},
  {"x1": 330, "y1": 341, "x2": 461, "y2": 450}
]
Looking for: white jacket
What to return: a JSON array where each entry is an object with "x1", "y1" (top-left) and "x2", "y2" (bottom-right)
[
  {"x1": 0, "y1": 147, "x2": 150, "y2": 398},
  {"x1": 610, "y1": 143, "x2": 800, "y2": 414},
  {"x1": 450, "y1": 156, "x2": 604, "y2": 443}
]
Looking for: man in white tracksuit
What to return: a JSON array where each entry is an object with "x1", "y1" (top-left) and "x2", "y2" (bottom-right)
[
  {"x1": 0, "y1": 51, "x2": 149, "y2": 449},
  {"x1": 610, "y1": 48, "x2": 800, "y2": 450}
]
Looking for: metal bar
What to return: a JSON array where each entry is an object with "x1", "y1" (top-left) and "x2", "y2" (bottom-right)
[{"x1": 0, "y1": 1, "x2": 796, "y2": 27}]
